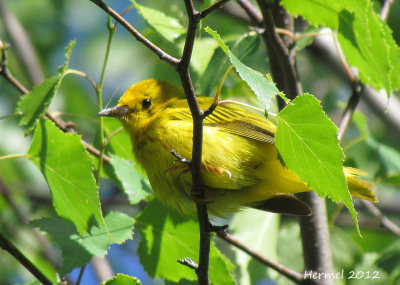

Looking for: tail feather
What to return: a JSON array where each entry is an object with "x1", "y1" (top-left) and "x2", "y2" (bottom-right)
[{"x1": 345, "y1": 167, "x2": 378, "y2": 202}]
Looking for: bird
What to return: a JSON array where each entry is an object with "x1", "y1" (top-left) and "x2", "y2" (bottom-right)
[{"x1": 98, "y1": 79, "x2": 377, "y2": 217}]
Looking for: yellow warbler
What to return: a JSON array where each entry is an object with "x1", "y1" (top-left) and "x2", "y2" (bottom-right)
[{"x1": 98, "y1": 79, "x2": 377, "y2": 217}]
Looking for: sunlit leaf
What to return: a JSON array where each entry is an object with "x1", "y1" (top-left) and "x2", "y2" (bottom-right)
[
  {"x1": 111, "y1": 154, "x2": 151, "y2": 205},
  {"x1": 136, "y1": 199, "x2": 235, "y2": 284},
  {"x1": 275, "y1": 94, "x2": 359, "y2": 232},
  {"x1": 102, "y1": 274, "x2": 142, "y2": 285},
  {"x1": 26, "y1": 119, "x2": 103, "y2": 235},
  {"x1": 281, "y1": 0, "x2": 400, "y2": 93},
  {"x1": 133, "y1": 1, "x2": 186, "y2": 42}
]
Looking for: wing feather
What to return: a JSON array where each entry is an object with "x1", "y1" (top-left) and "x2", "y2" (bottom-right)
[{"x1": 169, "y1": 97, "x2": 276, "y2": 144}]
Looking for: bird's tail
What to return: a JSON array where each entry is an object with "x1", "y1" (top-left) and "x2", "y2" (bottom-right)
[{"x1": 345, "y1": 167, "x2": 378, "y2": 202}]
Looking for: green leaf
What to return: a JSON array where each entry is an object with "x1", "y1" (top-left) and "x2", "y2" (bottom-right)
[
  {"x1": 26, "y1": 119, "x2": 103, "y2": 235},
  {"x1": 281, "y1": 0, "x2": 341, "y2": 28},
  {"x1": 15, "y1": 40, "x2": 76, "y2": 135},
  {"x1": 190, "y1": 38, "x2": 219, "y2": 76},
  {"x1": 376, "y1": 240, "x2": 400, "y2": 281},
  {"x1": 31, "y1": 217, "x2": 92, "y2": 275},
  {"x1": 133, "y1": 1, "x2": 186, "y2": 42},
  {"x1": 103, "y1": 118, "x2": 134, "y2": 160},
  {"x1": 31, "y1": 211, "x2": 135, "y2": 275},
  {"x1": 136, "y1": 199, "x2": 235, "y2": 284},
  {"x1": 275, "y1": 94, "x2": 359, "y2": 232},
  {"x1": 351, "y1": 111, "x2": 400, "y2": 183},
  {"x1": 230, "y1": 210, "x2": 280, "y2": 284},
  {"x1": 196, "y1": 32, "x2": 261, "y2": 97},
  {"x1": 277, "y1": 222, "x2": 303, "y2": 273},
  {"x1": 281, "y1": 0, "x2": 400, "y2": 93},
  {"x1": 351, "y1": 253, "x2": 390, "y2": 284},
  {"x1": 102, "y1": 274, "x2": 141, "y2": 285},
  {"x1": 205, "y1": 27, "x2": 280, "y2": 111},
  {"x1": 111, "y1": 154, "x2": 151, "y2": 205}
]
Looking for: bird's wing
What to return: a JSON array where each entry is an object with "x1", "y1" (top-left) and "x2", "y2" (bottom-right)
[{"x1": 170, "y1": 97, "x2": 276, "y2": 144}]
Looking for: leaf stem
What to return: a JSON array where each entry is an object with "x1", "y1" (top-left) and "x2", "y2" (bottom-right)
[
  {"x1": 64, "y1": 69, "x2": 98, "y2": 91},
  {"x1": 95, "y1": 17, "x2": 116, "y2": 183},
  {"x1": 0, "y1": 153, "x2": 26, "y2": 162},
  {"x1": 76, "y1": 264, "x2": 86, "y2": 285}
]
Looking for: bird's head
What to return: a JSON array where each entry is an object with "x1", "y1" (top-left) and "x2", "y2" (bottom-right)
[{"x1": 97, "y1": 79, "x2": 183, "y2": 131}]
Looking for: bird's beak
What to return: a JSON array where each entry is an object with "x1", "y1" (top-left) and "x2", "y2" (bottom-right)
[{"x1": 97, "y1": 105, "x2": 132, "y2": 118}]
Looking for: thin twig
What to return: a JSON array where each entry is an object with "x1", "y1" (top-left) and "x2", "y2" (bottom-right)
[
  {"x1": 76, "y1": 265, "x2": 86, "y2": 285},
  {"x1": 217, "y1": 231, "x2": 304, "y2": 284},
  {"x1": 0, "y1": 231, "x2": 53, "y2": 285},
  {"x1": 338, "y1": 82, "x2": 362, "y2": 142},
  {"x1": 199, "y1": 0, "x2": 231, "y2": 18},
  {"x1": 361, "y1": 201, "x2": 400, "y2": 235},
  {"x1": 236, "y1": 0, "x2": 263, "y2": 26},
  {"x1": 380, "y1": 0, "x2": 394, "y2": 21},
  {"x1": 0, "y1": 1, "x2": 44, "y2": 85},
  {"x1": 65, "y1": 69, "x2": 98, "y2": 91},
  {"x1": 0, "y1": 180, "x2": 62, "y2": 269},
  {"x1": 0, "y1": 41, "x2": 30, "y2": 94},
  {"x1": 88, "y1": 0, "x2": 179, "y2": 67}
]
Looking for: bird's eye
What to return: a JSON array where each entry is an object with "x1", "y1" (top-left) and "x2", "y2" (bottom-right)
[{"x1": 142, "y1": 98, "x2": 152, "y2": 109}]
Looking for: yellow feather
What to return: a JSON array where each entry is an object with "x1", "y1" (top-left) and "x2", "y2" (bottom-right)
[{"x1": 99, "y1": 79, "x2": 378, "y2": 217}]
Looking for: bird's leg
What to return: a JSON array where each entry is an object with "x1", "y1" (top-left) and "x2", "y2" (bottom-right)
[
  {"x1": 170, "y1": 148, "x2": 191, "y2": 165},
  {"x1": 164, "y1": 148, "x2": 191, "y2": 174},
  {"x1": 207, "y1": 222, "x2": 229, "y2": 233}
]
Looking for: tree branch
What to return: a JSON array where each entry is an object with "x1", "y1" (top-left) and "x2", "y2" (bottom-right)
[
  {"x1": 362, "y1": 200, "x2": 400, "y2": 235},
  {"x1": 253, "y1": 1, "x2": 334, "y2": 283},
  {"x1": 216, "y1": 231, "x2": 304, "y2": 284},
  {"x1": 0, "y1": 231, "x2": 53, "y2": 285},
  {"x1": 88, "y1": 0, "x2": 179, "y2": 67}
]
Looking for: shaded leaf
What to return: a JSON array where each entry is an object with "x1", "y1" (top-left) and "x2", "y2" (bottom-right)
[
  {"x1": 103, "y1": 118, "x2": 134, "y2": 160},
  {"x1": 26, "y1": 119, "x2": 103, "y2": 235},
  {"x1": 230, "y1": 210, "x2": 280, "y2": 284},
  {"x1": 31, "y1": 212, "x2": 135, "y2": 275},
  {"x1": 275, "y1": 94, "x2": 359, "y2": 232},
  {"x1": 205, "y1": 27, "x2": 280, "y2": 111},
  {"x1": 350, "y1": 253, "x2": 390, "y2": 284},
  {"x1": 196, "y1": 32, "x2": 261, "y2": 97},
  {"x1": 111, "y1": 154, "x2": 151, "y2": 205},
  {"x1": 15, "y1": 40, "x2": 76, "y2": 135},
  {"x1": 136, "y1": 199, "x2": 235, "y2": 284}
]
